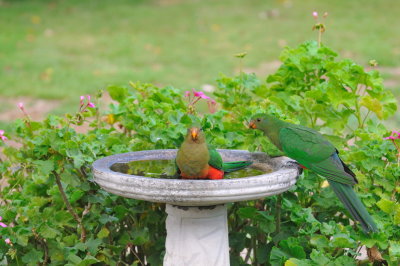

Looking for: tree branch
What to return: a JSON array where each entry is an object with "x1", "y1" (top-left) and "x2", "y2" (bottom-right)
[
  {"x1": 32, "y1": 229, "x2": 49, "y2": 266},
  {"x1": 53, "y1": 171, "x2": 86, "y2": 242}
]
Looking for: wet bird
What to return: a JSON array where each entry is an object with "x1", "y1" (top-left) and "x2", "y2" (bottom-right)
[{"x1": 176, "y1": 127, "x2": 252, "y2": 180}]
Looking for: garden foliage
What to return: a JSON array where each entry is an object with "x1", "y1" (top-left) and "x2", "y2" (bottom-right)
[{"x1": 0, "y1": 41, "x2": 399, "y2": 265}]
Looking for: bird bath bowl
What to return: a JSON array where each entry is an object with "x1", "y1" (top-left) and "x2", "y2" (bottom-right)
[{"x1": 93, "y1": 149, "x2": 300, "y2": 266}]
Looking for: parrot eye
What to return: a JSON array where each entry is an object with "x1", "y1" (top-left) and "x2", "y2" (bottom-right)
[
  {"x1": 256, "y1": 118, "x2": 261, "y2": 122},
  {"x1": 200, "y1": 128, "x2": 203, "y2": 131}
]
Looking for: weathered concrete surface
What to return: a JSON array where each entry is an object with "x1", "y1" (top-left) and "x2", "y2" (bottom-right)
[
  {"x1": 163, "y1": 204, "x2": 229, "y2": 266},
  {"x1": 93, "y1": 149, "x2": 300, "y2": 206}
]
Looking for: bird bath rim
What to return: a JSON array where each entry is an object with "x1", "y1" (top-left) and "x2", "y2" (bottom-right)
[{"x1": 92, "y1": 149, "x2": 300, "y2": 206}]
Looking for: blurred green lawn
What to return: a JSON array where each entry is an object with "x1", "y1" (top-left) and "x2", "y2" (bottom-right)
[{"x1": 0, "y1": 0, "x2": 399, "y2": 122}]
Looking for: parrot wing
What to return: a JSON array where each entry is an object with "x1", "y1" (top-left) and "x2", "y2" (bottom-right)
[
  {"x1": 279, "y1": 126, "x2": 357, "y2": 185},
  {"x1": 208, "y1": 147, "x2": 224, "y2": 170},
  {"x1": 207, "y1": 146, "x2": 253, "y2": 173}
]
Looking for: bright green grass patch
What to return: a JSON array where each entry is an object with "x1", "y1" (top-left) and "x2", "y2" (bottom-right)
[{"x1": 0, "y1": 0, "x2": 399, "y2": 117}]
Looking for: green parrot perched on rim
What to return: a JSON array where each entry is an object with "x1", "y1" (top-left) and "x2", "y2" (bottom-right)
[
  {"x1": 176, "y1": 126, "x2": 253, "y2": 180},
  {"x1": 249, "y1": 114, "x2": 378, "y2": 233}
]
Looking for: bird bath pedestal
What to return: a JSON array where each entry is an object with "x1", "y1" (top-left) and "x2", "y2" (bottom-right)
[{"x1": 92, "y1": 149, "x2": 300, "y2": 266}]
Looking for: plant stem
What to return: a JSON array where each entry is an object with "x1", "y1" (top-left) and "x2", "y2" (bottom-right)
[
  {"x1": 354, "y1": 100, "x2": 363, "y2": 129},
  {"x1": 361, "y1": 110, "x2": 371, "y2": 129},
  {"x1": 318, "y1": 29, "x2": 322, "y2": 47},
  {"x1": 244, "y1": 246, "x2": 252, "y2": 264},
  {"x1": 275, "y1": 195, "x2": 282, "y2": 234},
  {"x1": 391, "y1": 140, "x2": 400, "y2": 166},
  {"x1": 33, "y1": 230, "x2": 49, "y2": 265},
  {"x1": 131, "y1": 245, "x2": 145, "y2": 266},
  {"x1": 53, "y1": 170, "x2": 87, "y2": 242},
  {"x1": 252, "y1": 236, "x2": 257, "y2": 265}
]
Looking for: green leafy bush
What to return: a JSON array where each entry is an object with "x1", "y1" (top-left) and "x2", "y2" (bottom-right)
[{"x1": 0, "y1": 41, "x2": 399, "y2": 265}]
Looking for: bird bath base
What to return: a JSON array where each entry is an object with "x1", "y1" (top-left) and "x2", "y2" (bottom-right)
[
  {"x1": 164, "y1": 204, "x2": 229, "y2": 266},
  {"x1": 92, "y1": 149, "x2": 300, "y2": 265}
]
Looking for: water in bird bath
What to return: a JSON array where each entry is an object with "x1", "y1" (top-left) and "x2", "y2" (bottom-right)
[{"x1": 110, "y1": 160, "x2": 268, "y2": 179}]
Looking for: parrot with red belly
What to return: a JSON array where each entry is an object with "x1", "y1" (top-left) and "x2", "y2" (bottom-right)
[{"x1": 176, "y1": 127, "x2": 252, "y2": 180}]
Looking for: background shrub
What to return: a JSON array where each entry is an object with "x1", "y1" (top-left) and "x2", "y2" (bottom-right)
[{"x1": 0, "y1": 41, "x2": 399, "y2": 265}]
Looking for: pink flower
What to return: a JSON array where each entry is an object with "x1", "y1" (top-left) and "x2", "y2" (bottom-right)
[
  {"x1": 4, "y1": 238, "x2": 11, "y2": 245},
  {"x1": 193, "y1": 90, "x2": 210, "y2": 100},
  {"x1": 185, "y1": 89, "x2": 215, "y2": 114},
  {"x1": 17, "y1": 102, "x2": 24, "y2": 110},
  {"x1": 0, "y1": 130, "x2": 7, "y2": 141},
  {"x1": 79, "y1": 95, "x2": 96, "y2": 110},
  {"x1": 16, "y1": 102, "x2": 29, "y2": 118},
  {"x1": 383, "y1": 130, "x2": 400, "y2": 140},
  {"x1": 86, "y1": 95, "x2": 95, "y2": 108},
  {"x1": 0, "y1": 222, "x2": 7, "y2": 228},
  {"x1": 312, "y1": 11, "x2": 318, "y2": 19},
  {"x1": 207, "y1": 99, "x2": 217, "y2": 114}
]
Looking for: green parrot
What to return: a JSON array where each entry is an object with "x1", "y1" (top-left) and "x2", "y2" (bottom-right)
[
  {"x1": 176, "y1": 127, "x2": 253, "y2": 179},
  {"x1": 249, "y1": 114, "x2": 377, "y2": 233}
]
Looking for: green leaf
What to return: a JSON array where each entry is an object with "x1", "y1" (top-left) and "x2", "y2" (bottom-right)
[
  {"x1": 270, "y1": 246, "x2": 289, "y2": 266},
  {"x1": 67, "y1": 253, "x2": 82, "y2": 264},
  {"x1": 22, "y1": 249, "x2": 43, "y2": 265},
  {"x1": 389, "y1": 241, "x2": 400, "y2": 258},
  {"x1": 107, "y1": 85, "x2": 128, "y2": 102},
  {"x1": 330, "y1": 234, "x2": 356, "y2": 248},
  {"x1": 78, "y1": 255, "x2": 99, "y2": 266},
  {"x1": 99, "y1": 214, "x2": 119, "y2": 224},
  {"x1": 310, "y1": 249, "x2": 331, "y2": 265},
  {"x1": 237, "y1": 207, "x2": 257, "y2": 219},
  {"x1": 39, "y1": 224, "x2": 60, "y2": 239},
  {"x1": 310, "y1": 235, "x2": 329, "y2": 250},
  {"x1": 376, "y1": 198, "x2": 395, "y2": 214},
  {"x1": 69, "y1": 189, "x2": 85, "y2": 203},
  {"x1": 63, "y1": 234, "x2": 78, "y2": 246},
  {"x1": 132, "y1": 227, "x2": 150, "y2": 245},
  {"x1": 60, "y1": 171, "x2": 81, "y2": 187},
  {"x1": 270, "y1": 238, "x2": 307, "y2": 266},
  {"x1": 256, "y1": 244, "x2": 270, "y2": 264},
  {"x1": 360, "y1": 95, "x2": 383, "y2": 119},
  {"x1": 85, "y1": 238, "x2": 102, "y2": 254},
  {"x1": 34, "y1": 160, "x2": 54, "y2": 175},
  {"x1": 16, "y1": 234, "x2": 30, "y2": 247},
  {"x1": 285, "y1": 258, "x2": 315, "y2": 266},
  {"x1": 394, "y1": 205, "x2": 400, "y2": 225},
  {"x1": 333, "y1": 256, "x2": 356, "y2": 265},
  {"x1": 97, "y1": 227, "x2": 110, "y2": 239}
]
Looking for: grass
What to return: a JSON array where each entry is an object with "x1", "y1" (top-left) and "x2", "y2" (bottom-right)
[{"x1": 0, "y1": 0, "x2": 399, "y2": 123}]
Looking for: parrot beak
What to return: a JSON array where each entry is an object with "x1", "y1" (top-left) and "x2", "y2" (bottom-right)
[
  {"x1": 190, "y1": 128, "x2": 199, "y2": 140},
  {"x1": 249, "y1": 121, "x2": 257, "y2": 129}
]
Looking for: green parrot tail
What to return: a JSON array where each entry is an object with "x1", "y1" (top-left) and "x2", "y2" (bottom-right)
[
  {"x1": 222, "y1": 161, "x2": 253, "y2": 173},
  {"x1": 329, "y1": 180, "x2": 378, "y2": 233}
]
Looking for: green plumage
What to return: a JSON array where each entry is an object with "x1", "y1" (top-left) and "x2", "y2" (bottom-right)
[
  {"x1": 251, "y1": 114, "x2": 377, "y2": 233},
  {"x1": 176, "y1": 127, "x2": 252, "y2": 178},
  {"x1": 208, "y1": 148, "x2": 252, "y2": 172}
]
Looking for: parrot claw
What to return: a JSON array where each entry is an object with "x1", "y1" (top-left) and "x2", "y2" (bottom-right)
[{"x1": 282, "y1": 160, "x2": 303, "y2": 176}]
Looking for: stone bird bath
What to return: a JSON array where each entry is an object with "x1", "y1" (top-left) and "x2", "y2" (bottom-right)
[{"x1": 92, "y1": 149, "x2": 300, "y2": 266}]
